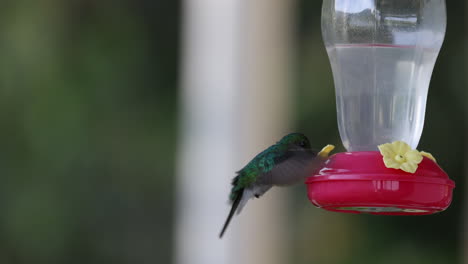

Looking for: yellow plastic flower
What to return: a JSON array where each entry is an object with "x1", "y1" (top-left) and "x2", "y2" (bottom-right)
[
  {"x1": 378, "y1": 141, "x2": 423, "y2": 173},
  {"x1": 318, "y1": 144, "x2": 335, "y2": 159},
  {"x1": 420, "y1": 151, "x2": 436, "y2": 162}
]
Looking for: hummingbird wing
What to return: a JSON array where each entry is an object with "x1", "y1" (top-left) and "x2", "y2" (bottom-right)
[{"x1": 260, "y1": 150, "x2": 318, "y2": 186}]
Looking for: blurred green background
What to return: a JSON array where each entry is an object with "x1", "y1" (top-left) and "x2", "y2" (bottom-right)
[{"x1": 0, "y1": 0, "x2": 464, "y2": 264}]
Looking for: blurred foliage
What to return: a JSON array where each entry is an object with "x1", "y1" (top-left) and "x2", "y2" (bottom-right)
[{"x1": 0, "y1": 0, "x2": 179, "y2": 263}]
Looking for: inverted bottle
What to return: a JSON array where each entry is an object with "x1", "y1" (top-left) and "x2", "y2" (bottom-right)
[{"x1": 322, "y1": 0, "x2": 446, "y2": 151}]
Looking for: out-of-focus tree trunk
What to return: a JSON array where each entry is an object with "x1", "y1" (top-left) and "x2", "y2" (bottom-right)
[{"x1": 175, "y1": 0, "x2": 294, "y2": 264}]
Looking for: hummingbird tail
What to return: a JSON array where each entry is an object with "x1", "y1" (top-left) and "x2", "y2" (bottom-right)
[{"x1": 219, "y1": 189, "x2": 243, "y2": 238}]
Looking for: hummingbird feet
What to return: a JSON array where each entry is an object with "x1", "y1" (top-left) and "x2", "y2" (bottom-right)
[{"x1": 254, "y1": 194, "x2": 260, "y2": 198}]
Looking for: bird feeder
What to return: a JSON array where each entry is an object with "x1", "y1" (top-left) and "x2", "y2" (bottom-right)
[{"x1": 306, "y1": 0, "x2": 455, "y2": 215}]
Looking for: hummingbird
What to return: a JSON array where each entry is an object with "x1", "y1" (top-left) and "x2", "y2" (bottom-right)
[{"x1": 219, "y1": 133, "x2": 329, "y2": 238}]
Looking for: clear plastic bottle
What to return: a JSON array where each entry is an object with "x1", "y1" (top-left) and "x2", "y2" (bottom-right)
[{"x1": 322, "y1": 0, "x2": 446, "y2": 152}]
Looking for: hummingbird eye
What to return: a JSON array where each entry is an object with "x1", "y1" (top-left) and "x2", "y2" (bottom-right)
[{"x1": 299, "y1": 140, "x2": 306, "y2": 147}]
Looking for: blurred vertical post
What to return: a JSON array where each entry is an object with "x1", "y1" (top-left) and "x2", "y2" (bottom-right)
[
  {"x1": 175, "y1": 0, "x2": 294, "y2": 264},
  {"x1": 233, "y1": 1, "x2": 294, "y2": 264},
  {"x1": 175, "y1": 0, "x2": 240, "y2": 263}
]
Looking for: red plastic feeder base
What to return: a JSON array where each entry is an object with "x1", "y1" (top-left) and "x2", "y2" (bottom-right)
[{"x1": 306, "y1": 151, "x2": 455, "y2": 215}]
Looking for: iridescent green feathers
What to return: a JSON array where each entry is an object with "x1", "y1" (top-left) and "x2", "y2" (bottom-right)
[
  {"x1": 229, "y1": 133, "x2": 311, "y2": 202},
  {"x1": 220, "y1": 133, "x2": 314, "y2": 238}
]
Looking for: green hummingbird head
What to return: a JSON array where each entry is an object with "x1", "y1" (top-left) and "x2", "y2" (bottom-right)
[{"x1": 277, "y1": 133, "x2": 311, "y2": 151}]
